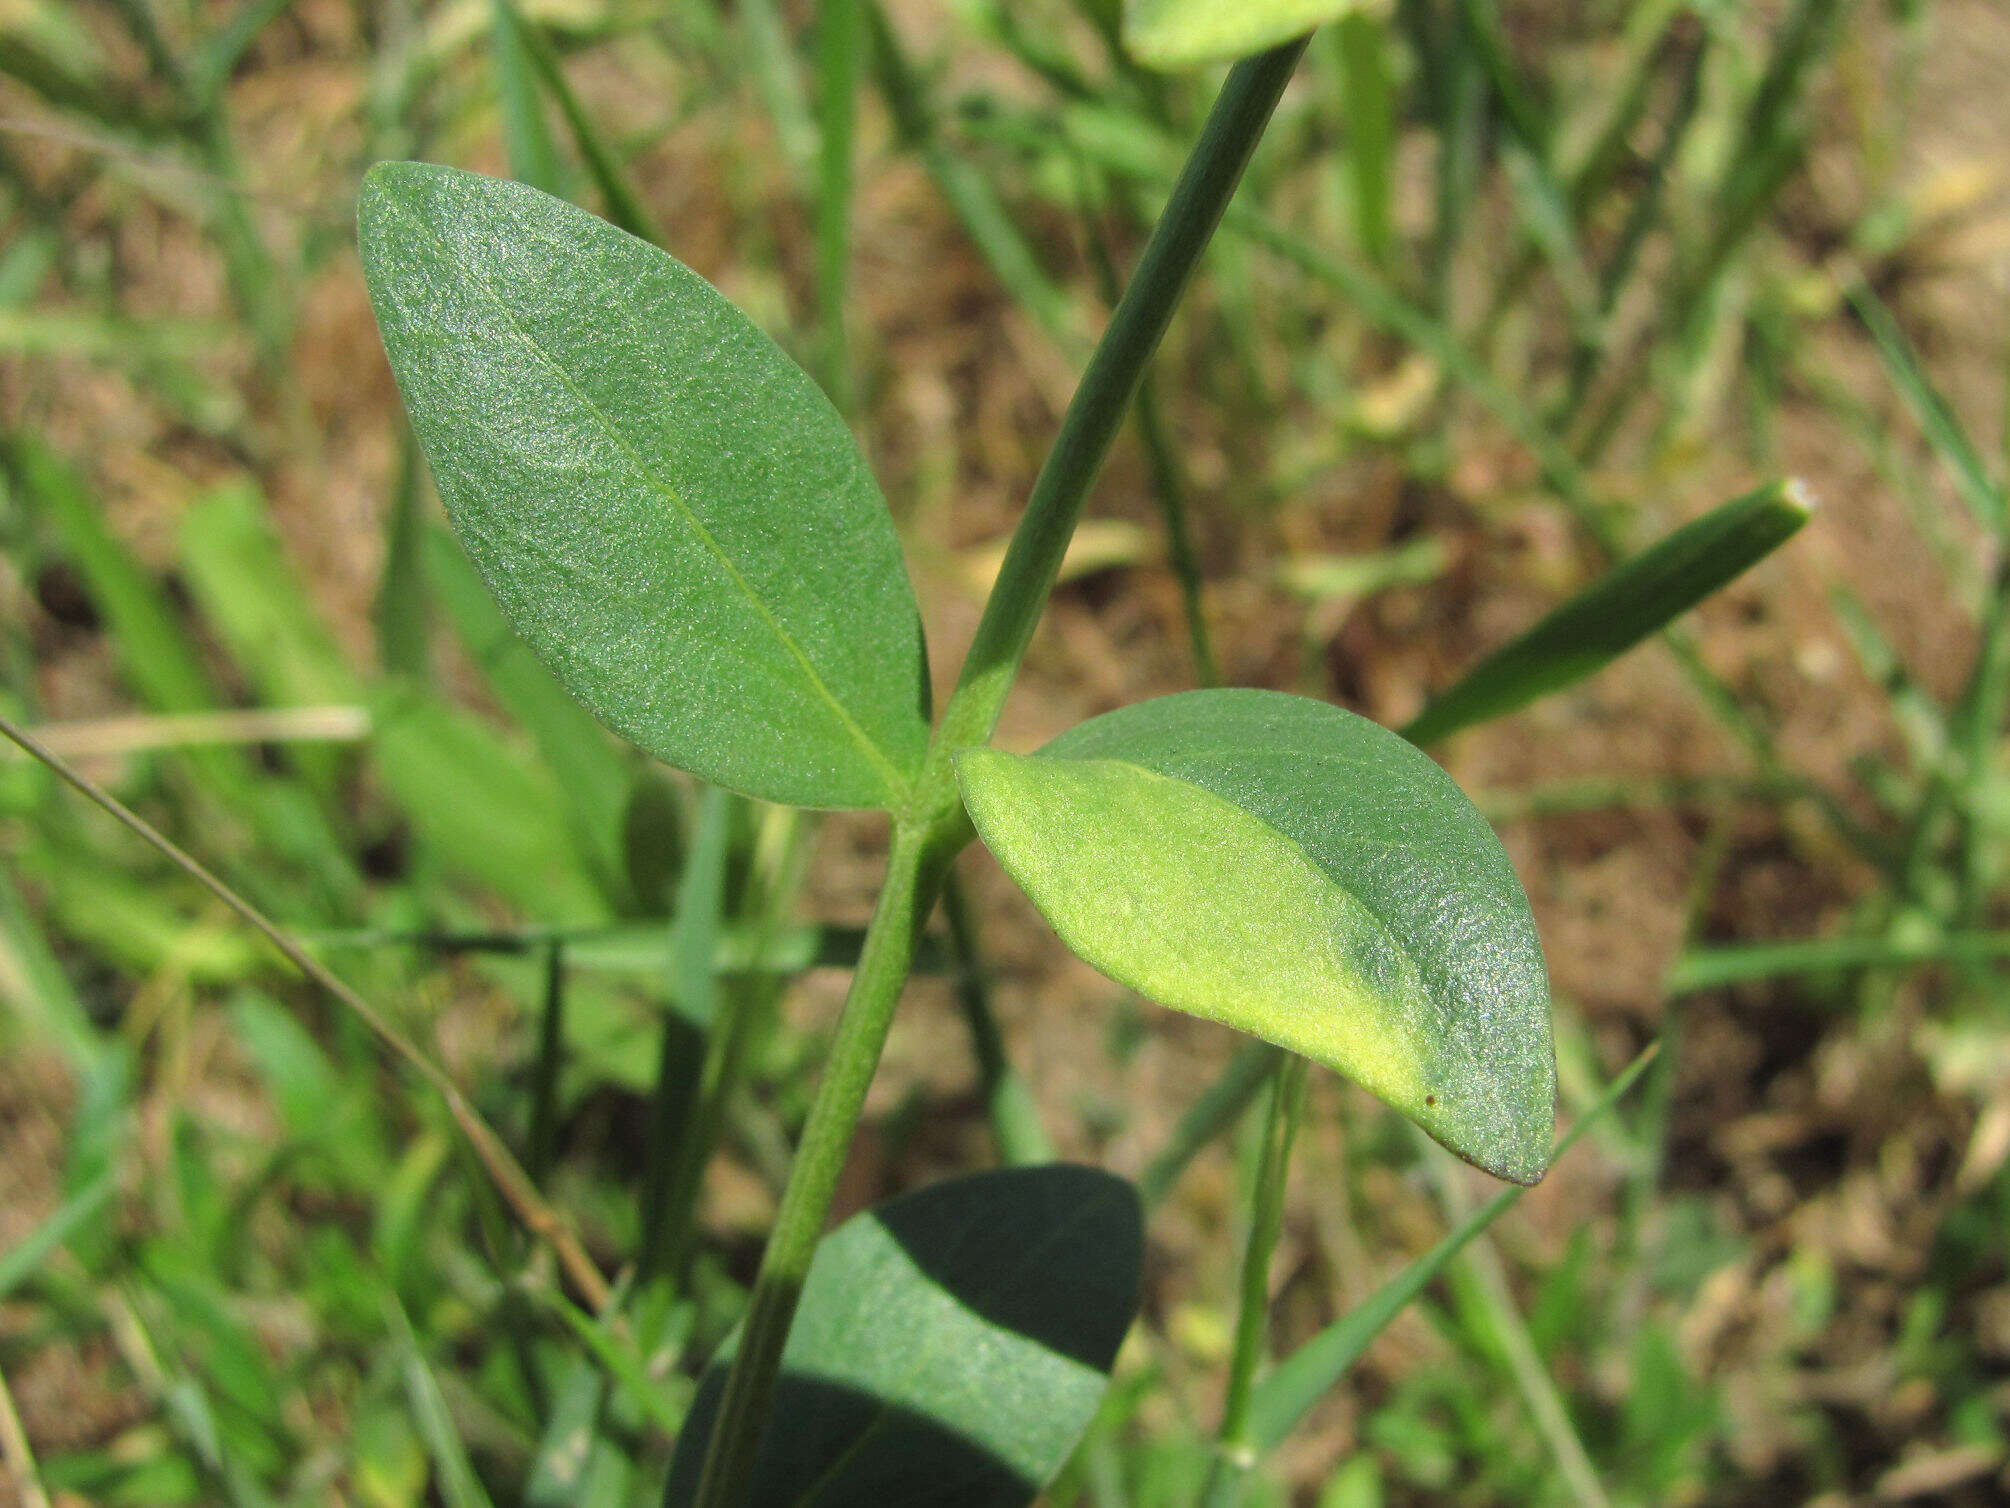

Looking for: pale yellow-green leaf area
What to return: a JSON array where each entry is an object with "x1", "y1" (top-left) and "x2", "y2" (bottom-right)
[
  {"x1": 958, "y1": 748, "x2": 1433, "y2": 1118},
  {"x1": 1125, "y1": 0, "x2": 1358, "y2": 70}
]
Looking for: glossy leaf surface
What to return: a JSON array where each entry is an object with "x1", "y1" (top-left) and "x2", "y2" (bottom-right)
[
  {"x1": 359, "y1": 162, "x2": 929, "y2": 810},
  {"x1": 1124, "y1": 0, "x2": 1354, "y2": 70},
  {"x1": 664, "y1": 1165, "x2": 1142, "y2": 1506},
  {"x1": 959, "y1": 690, "x2": 1554, "y2": 1184}
]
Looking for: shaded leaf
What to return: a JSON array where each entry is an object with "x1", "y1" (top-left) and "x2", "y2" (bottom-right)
[
  {"x1": 958, "y1": 690, "x2": 1553, "y2": 1184},
  {"x1": 359, "y1": 162, "x2": 929, "y2": 810},
  {"x1": 665, "y1": 1165, "x2": 1142, "y2": 1506}
]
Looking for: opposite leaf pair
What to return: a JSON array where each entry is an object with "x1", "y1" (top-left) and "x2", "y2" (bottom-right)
[{"x1": 359, "y1": 162, "x2": 1554, "y2": 1185}]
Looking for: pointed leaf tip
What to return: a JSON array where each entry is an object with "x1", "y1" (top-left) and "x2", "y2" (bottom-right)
[
  {"x1": 958, "y1": 690, "x2": 1556, "y2": 1184},
  {"x1": 358, "y1": 161, "x2": 928, "y2": 810}
]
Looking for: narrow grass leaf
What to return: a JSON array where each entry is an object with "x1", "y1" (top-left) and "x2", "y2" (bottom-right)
[
  {"x1": 664, "y1": 1165, "x2": 1142, "y2": 1506},
  {"x1": 1245, "y1": 1045, "x2": 1657, "y2": 1454},
  {"x1": 0, "y1": 1168, "x2": 114, "y2": 1303},
  {"x1": 960, "y1": 690, "x2": 1555, "y2": 1185},
  {"x1": 1332, "y1": 11, "x2": 1392, "y2": 264},
  {"x1": 1848, "y1": 278, "x2": 2006, "y2": 535},
  {"x1": 1402, "y1": 480, "x2": 1812, "y2": 747},
  {"x1": 359, "y1": 163, "x2": 930, "y2": 809},
  {"x1": 1666, "y1": 932, "x2": 2010, "y2": 994},
  {"x1": 387, "y1": 1292, "x2": 497, "y2": 1508}
]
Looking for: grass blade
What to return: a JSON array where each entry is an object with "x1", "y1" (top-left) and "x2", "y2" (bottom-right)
[
  {"x1": 387, "y1": 1290, "x2": 497, "y2": 1508},
  {"x1": 503, "y1": 6, "x2": 661, "y2": 242},
  {"x1": 1139, "y1": 1040, "x2": 1281, "y2": 1210},
  {"x1": 1847, "y1": 277, "x2": 2006, "y2": 536},
  {"x1": 637, "y1": 785, "x2": 736, "y2": 1286},
  {"x1": 0, "y1": 1168, "x2": 115, "y2": 1304},
  {"x1": 1245, "y1": 1044, "x2": 1658, "y2": 1455},
  {"x1": 0, "y1": 712, "x2": 613, "y2": 1310},
  {"x1": 1331, "y1": 11, "x2": 1392, "y2": 265},
  {"x1": 1402, "y1": 480, "x2": 1812, "y2": 747},
  {"x1": 1667, "y1": 932, "x2": 2010, "y2": 994},
  {"x1": 943, "y1": 872, "x2": 1055, "y2": 1166}
]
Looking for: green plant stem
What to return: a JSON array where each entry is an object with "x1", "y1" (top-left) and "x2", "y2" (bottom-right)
[
  {"x1": 689, "y1": 817, "x2": 954, "y2": 1505},
  {"x1": 932, "y1": 37, "x2": 1308, "y2": 757},
  {"x1": 1203, "y1": 1053, "x2": 1308, "y2": 1508},
  {"x1": 1139, "y1": 1041, "x2": 1281, "y2": 1210},
  {"x1": 691, "y1": 43, "x2": 1307, "y2": 1506},
  {"x1": 657, "y1": 808, "x2": 815, "y2": 1288},
  {"x1": 638, "y1": 786, "x2": 735, "y2": 1286},
  {"x1": 943, "y1": 872, "x2": 1055, "y2": 1166},
  {"x1": 527, "y1": 940, "x2": 565, "y2": 1183},
  {"x1": 814, "y1": 0, "x2": 865, "y2": 409}
]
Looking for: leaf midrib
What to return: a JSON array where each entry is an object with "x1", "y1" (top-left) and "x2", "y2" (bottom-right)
[{"x1": 437, "y1": 228, "x2": 912, "y2": 804}]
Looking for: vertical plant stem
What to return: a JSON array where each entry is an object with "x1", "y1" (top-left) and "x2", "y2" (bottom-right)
[
  {"x1": 934, "y1": 37, "x2": 1308, "y2": 756},
  {"x1": 637, "y1": 786, "x2": 735, "y2": 1286},
  {"x1": 740, "y1": 0, "x2": 819, "y2": 174},
  {"x1": 1203, "y1": 1053, "x2": 1309, "y2": 1508},
  {"x1": 693, "y1": 42, "x2": 1308, "y2": 1507},
  {"x1": 691, "y1": 818, "x2": 952, "y2": 1506},
  {"x1": 815, "y1": 0, "x2": 866, "y2": 410},
  {"x1": 943, "y1": 872, "x2": 1055, "y2": 1165},
  {"x1": 657, "y1": 809, "x2": 814, "y2": 1287},
  {"x1": 527, "y1": 939, "x2": 565, "y2": 1183},
  {"x1": 0, "y1": 1355, "x2": 50, "y2": 1508}
]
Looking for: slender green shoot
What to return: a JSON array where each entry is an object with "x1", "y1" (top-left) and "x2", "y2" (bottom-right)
[
  {"x1": 1203, "y1": 1053, "x2": 1309, "y2": 1508},
  {"x1": 1139, "y1": 1041, "x2": 1282, "y2": 1210},
  {"x1": 815, "y1": 0, "x2": 867, "y2": 409},
  {"x1": 1243, "y1": 1044, "x2": 1657, "y2": 1456}
]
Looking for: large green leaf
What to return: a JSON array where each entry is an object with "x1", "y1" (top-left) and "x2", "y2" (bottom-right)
[
  {"x1": 957, "y1": 690, "x2": 1553, "y2": 1184},
  {"x1": 664, "y1": 1165, "x2": 1142, "y2": 1506},
  {"x1": 1124, "y1": 0, "x2": 1354, "y2": 70},
  {"x1": 358, "y1": 162, "x2": 929, "y2": 811}
]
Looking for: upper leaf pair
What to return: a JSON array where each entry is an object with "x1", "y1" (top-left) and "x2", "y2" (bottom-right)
[{"x1": 360, "y1": 163, "x2": 1557, "y2": 1183}]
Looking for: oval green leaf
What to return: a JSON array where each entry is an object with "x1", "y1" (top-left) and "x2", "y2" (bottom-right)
[
  {"x1": 957, "y1": 689, "x2": 1554, "y2": 1184},
  {"x1": 1125, "y1": 0, "x2": 1355, "y2": 70},
  {"x1": 358, "y1": 161, "x2": 929, "y2": 810},
  {"x1": 664, "y1": 1165, "x2": 1142, "y2": 1506}
]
